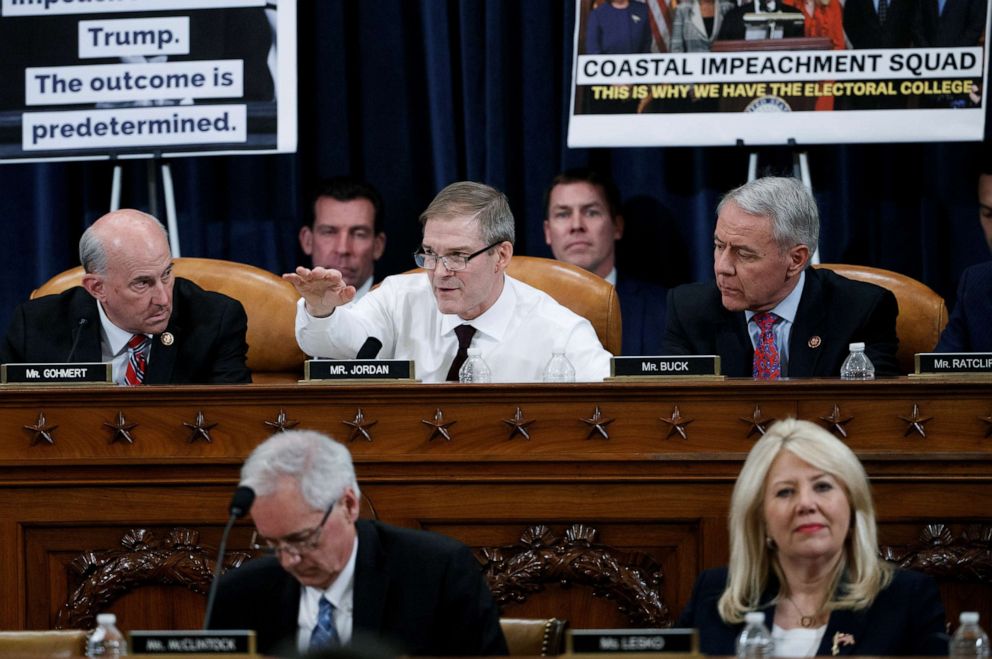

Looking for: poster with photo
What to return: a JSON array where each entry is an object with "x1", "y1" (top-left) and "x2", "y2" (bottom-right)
[
  {"x1": 568, "y1": 0, "x2": 989, "y2": 146},
  {"x1": 0, "y1": 0, "x2": 296, "y2": 162}
]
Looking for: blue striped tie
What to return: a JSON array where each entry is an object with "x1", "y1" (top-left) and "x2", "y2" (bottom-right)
[{"x1": 309, "y1": 597, "x2": 340, "y2": 650}]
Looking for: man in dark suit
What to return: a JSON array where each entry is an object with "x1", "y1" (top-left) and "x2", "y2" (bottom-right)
[
  {"x1": 663, "y1": 176, "x2": 900, "y2": 377},
  {"x1": 843, "y1": 0, "x2": 914, "y2": 48},
  {"x1": 210, "y1": 430, "x2": 507, "y2": 657},
  {"x1": 544, "y1": 168, "x2": 667, "y2": 355},
  {"x1": 0, "y1": 209, "x2": 250, "y2": 384}
]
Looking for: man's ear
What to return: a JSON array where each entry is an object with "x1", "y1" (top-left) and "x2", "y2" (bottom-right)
[
  {"x1": 81, "y1": 273, "x2": 104, "y2": 301},
  {"x1": 614, "y1": 214, "x2": 625, "y2": 241},
  {"x1": 373, "y1": 233, "x2": 386, "y2": 261},
  {"x1": 299, "y1": 226, "x2": 314, "y2": 255},
  {"x1": 341, "y1": 488, "x2": 361, "y2": 523},
  {"x1": 495, "y1": 241, "x2": 513, "y2": 271},
  {"x1": 786, "y1": 244, "x2": 810, "y2": 277}
]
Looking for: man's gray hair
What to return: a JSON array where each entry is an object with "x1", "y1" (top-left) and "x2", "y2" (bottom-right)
[
  {"x1": 240, "y1": 430, "x2": 361, "y2": 510},
  {"x1": 419, "y1": 181, "x2": 515, "y2": 246},
  {"x1": 79, "y1": 213, "x2": 169, "y2": 274},
  {"x1": 718, "y1": 176, "x2": 819, "y2": 256}
]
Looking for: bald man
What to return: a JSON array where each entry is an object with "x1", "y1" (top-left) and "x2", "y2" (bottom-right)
[{"x1": 1, "y1": 210, "x2": 251, "y2": 384}]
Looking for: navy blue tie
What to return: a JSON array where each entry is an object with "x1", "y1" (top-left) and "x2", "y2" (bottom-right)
[{"x1": 309, "y1": 597, "x2": 340, "y2": 650}]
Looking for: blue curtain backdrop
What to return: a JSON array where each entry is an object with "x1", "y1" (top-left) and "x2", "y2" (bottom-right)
[{"x1": 1, "y1": 0, "x2": 989, "y2": 336}]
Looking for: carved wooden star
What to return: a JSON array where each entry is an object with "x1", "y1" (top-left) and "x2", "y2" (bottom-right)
[
  {"x1": 502, "y1": 407, "x2": 534, "y2": 440},
  {"x1": 24, "y1": 411, "x2": 57, "y2": 446},
  {"x1": 183, "y1": 410, "x2": 217, "y2": 443},
  {"x1": 581, "y1": 404, "x2": 615, "y2": 440},
  {"x1": 659, "y1": 404, "x2": 693, "y2": 440},
  {"x1": 421, "y1": 408, "x2": 455, "y2": 442},
  {"x1": 264, "y1": 409, "x2": 300, "y2": 433},
  {"x1": 819, "y1": 404, "x2": 854, "y2": 439},
  {"x1": 979, "y1": 411, "x2": 992, "y2": 438},
  {"x1": 343, "y1": 408, "x2": 378, "y2": 442},
  {"x1": 739, "y1": 404, "x2": 775, "y2": 439},
  {"x1": 898, "y1": 403, "x2": 933, "y2": 438},
  {"x1": 103, "y1": 410, "x2": 137, "y2": 444}
]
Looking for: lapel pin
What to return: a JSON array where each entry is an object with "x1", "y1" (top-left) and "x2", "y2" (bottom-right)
[
  {"x1": 808, "y1": 335, "x2": 822, "y2": 349},
  {"x1": 160, "y1": 332, "x2": 175, "y2": 346}
]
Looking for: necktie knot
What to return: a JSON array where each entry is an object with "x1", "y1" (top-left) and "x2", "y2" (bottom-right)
[{"x1": 754, "y1": 311, "x2": 778, "y2": 333}]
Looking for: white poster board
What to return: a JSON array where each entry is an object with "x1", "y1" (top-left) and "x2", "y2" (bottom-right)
[
  {"x1": 0, "y1": 0, "x2": 296, "y2": 162},
  {"x1": 568, "y1": 0, "x2": 989, "y2": 146}
]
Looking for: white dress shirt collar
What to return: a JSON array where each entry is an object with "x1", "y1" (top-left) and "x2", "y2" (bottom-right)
[
  {"x1": 604, "y1": 268, "x2": 618, "y2": 286},
  {"x1": 352, "y1": 276, "x2": 374, "y2": 302}
]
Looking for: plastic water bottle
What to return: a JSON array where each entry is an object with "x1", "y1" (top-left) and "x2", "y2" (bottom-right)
[
  {"x1": 736, "y1": 611, "x2": 774, "y2": 659},
  {"x1": 950, "y1": 612, "x2": 990, "y2": 657},
  {"x1": 458, "y1": 348, "x2": 491, "y2": 383},
  {"x1": 87, "y1": 613, "x2": 127, "y2": 657},
  {"x1": 840, "y1": 342, "x2": 875, "y2": 380},
  {"x1": 542, "y1": 346, "x2": 576, "y2": 383}
]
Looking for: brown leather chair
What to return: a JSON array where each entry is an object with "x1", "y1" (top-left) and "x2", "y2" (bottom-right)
[
  {"x1": 403, "y1": 255, "x2": 622, "y2": 354},
  {"x1": 0, "y1": 630, "x2": 88, "y2": 657},
  {"x1": 814, "y1": 263, "x2": 948, "y2": 374},
  {"x1": 31, "y1": 257, "x2": 306, "y2": 383},
  {"x1": 500, "y1": 617, "x2": 568, "y2": 656}
]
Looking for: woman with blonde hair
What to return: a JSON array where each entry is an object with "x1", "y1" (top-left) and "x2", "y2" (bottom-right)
[{"x1": 679, "y1": 418, "x2": 947, "y2": 656}]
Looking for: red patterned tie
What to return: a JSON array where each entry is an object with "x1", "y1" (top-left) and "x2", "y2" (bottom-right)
[
  {"x1": 123, "y1": 334, "x2": 151, "y2": 386},
  {"x1": 752, "y1": 312, "x2": 781, "y2": 380}
]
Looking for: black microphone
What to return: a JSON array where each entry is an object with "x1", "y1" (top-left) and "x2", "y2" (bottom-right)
[
  {"x1": 65, "y1": 318, "x2": 88, "y2": 362},
  {"x1": 203, "y1": 486, "x2": 255, "y2": 630},
  {"x1": 356, "y1": 337, "x2": 383, "y2": 359}
]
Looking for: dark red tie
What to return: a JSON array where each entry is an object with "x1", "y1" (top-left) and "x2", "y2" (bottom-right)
[
  {"x1": 123, "y1": 334, "x2": 151, "y2": 386},
  {"x1": 752, "y1": 312, "x2": 781, "y2": 380},
  {"x1": 445, "y1": 324, "x2": 477, "y2": 381}
]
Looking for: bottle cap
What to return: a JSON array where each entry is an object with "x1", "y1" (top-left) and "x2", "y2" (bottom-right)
[
  {"x1": 848, "y1": 342, "x2": 865, "y2": 351},
  {"x1": 744, "y1": 611, "x2": 766, "y2": 624},
  {"x1": 960, "y1": 612, "x2": 980, "y2": 624},
  {"x1": 96, "y1": 613, "x2": 116, "y2": 625}
]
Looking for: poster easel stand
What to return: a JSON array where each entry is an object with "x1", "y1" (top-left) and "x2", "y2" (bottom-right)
[
  {"x1": 109, "y1": 151, "x2": 182, "y2": 257},
  {"x1": 740, "y1": 137, "x2": 819, "y2": 263}
]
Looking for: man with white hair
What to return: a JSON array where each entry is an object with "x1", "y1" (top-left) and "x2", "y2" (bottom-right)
[{"x1": 210, "y1": 429, "x2": 507, "y2": 657}]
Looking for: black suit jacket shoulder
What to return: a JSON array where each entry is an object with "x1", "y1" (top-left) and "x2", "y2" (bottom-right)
[
  {"x1": 679, "y1": 566, "x2": 947, "y2": 656},
  {"x1": 844, "y1": 0, "x2": 915, "y2": 47},
  {"x1": 935, "y1": 261, "x2": 992, "y2": 352},
  {"x1": 616, "y1": 273, "x2": 668, "y2": 356},
  {"x1": 211, "y1": 519, "x2": 507, "y2": 657},
  {"x1": 662, "y1": 267, "x2": 900, "y2": 376},
  {"x1": 1, "y1": 277, "x2": 251, "y2": 384}
]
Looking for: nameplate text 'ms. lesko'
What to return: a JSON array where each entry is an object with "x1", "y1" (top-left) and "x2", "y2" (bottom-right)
[
  {"x1": 305, "y1": 359, "x2": 415, "y2": 381},
  {"x1": 1, "y1": 362, "x2": 111, "y2": 385},
  {"x1": 569, "y1": 628, "x2": 698, "y2": 656},
  {"x1": 915, "y1": 352, "x2": 992, "y2": 375},
  {"x1": 129, "y1": 630, "x2": 255, "y2": 656},
  {"x1": 611, "y1": 355, "x2": 721, "y2": 378}
]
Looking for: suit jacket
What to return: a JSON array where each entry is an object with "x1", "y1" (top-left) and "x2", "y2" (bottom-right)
[
  {"x1": 935, "y1": 261, "x2": 992, "y2": 352},
  {"x1": 678, "y1": 566, "x2": 948, "y2": 656},
  {"x1": 210, "y1": 520, "x2": 508, "y2": 657},
  {"x1": 843, "y1": 0, "x2": 915, "y2": 48},
  {"x1": 616, "y1": 274, "x2": 668, "y2": 356},
  {"x1": 662, "y1": 267, "x2": 901, "y2": 377},
  {"x1": 671, "y1": 0, "x2": 735, "y2": 52},
  {"x1": 912, "y1": 0, "x2": 986, "y2": 46},
  {"x1": 0, "y1": 277, "x2": 251, "y2": 384},
  {"x1": 718, "y1": 1, "x2": 805, "y2": 41}
]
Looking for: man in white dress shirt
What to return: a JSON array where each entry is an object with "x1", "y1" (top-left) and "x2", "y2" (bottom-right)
[{"x1": 285, "y1": 181, "x2": 612, "y2": 382}]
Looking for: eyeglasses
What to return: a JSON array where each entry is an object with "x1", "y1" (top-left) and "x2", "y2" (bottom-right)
[
  {"x1": 249, "y1": 500, "x2": 336, "y2": 558},
  {"x1": 413, "y1": 242, "x2": 502, "y2": 272}
]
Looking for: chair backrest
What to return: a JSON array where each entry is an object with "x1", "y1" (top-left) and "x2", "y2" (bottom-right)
[
  {"x1": 31, "y1": 257, "x2": 306, "y2": 383},
  {"x1": 814, "y1": 263, "x2": 948, "y2": 374},
  {"x1": 500, "y1": 617, "x2": 568, "y2": 656},
  {"x1": 0, "y1": 630, "x2": 88, "y2": 657}
]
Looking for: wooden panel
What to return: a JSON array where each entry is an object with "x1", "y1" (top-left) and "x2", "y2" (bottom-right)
[{"x1": 0, "y1": 379, "x2": 989, "y2": 632}]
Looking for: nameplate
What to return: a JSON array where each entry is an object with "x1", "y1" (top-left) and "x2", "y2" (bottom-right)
[
  {"x1": 305, "y1": 359, "x2": 415, "y2": 381},
  {"x1": 569, "y1": 628, "x2": 698, "y2": 655},
  {"x1": 129, "y1": 630, "x2": 255, "y2": 655},
  {"x1": 610, "y1": 355, "x2": 721, "y2": 378},
  {"x1": 915, "y1": 352, "x2": 992, "y2": 375},
  {"x1": 1, "y1": 362, "x2": 111, "y2": 385}
]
